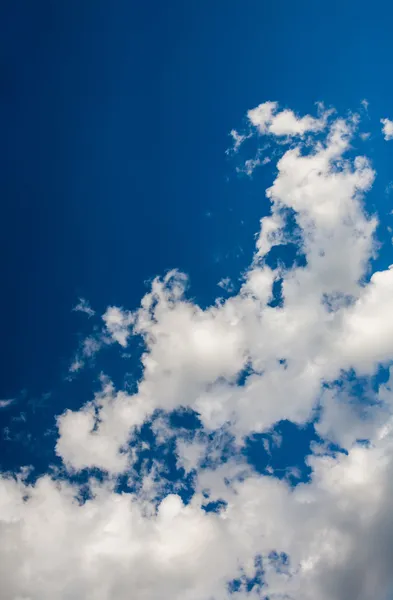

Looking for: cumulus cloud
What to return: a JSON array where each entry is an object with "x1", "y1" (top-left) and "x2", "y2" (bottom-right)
[
  {"x1": 3, "y1": 101, "x2": 393, "y2": 599},
  {"x1": 247, "y1": 100, "x2": 329, "y2": 137},
  {"x1": 102, "y1": 306, "x2": 134, "y2": 347},
  {"x1": 381, "y1": 117, "x2": 393, "y2": 141}
]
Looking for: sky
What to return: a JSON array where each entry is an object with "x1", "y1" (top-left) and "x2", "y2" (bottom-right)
[{"x1": 2, "y1": 1, "x2": 393, "y2": 598}]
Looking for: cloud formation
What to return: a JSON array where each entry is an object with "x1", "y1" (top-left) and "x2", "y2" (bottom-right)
[
  {"x1": 2, "y1": 102, "x2": 393, "y2": 600},
  {"x1": 73, "y1": 297, "x2": 95, "y2": 318},
  {"x1": 381, "y1": 117, "x2": 393, "y2": 141},
  {"x1": 0, "y1": 398, "x2": 15, "y2": 409},
  {"x1": 247, "y1": 101, "x2": 329, "y2": 137}
]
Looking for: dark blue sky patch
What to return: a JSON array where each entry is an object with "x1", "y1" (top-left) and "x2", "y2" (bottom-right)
[
  {"x1": 93, "y1": 340, "x2": 145, "y2": 395},
  {"x1": 268, "y1": 550, "x2": 290, "y2": 575},
  {"x1": 0, "y1": 397, "x2": 61, "y2": 477},
  {"x1": 202, "y1": 498, "x2": 227, "y2": 513},
  {"x1": 59, "y1": 468, "x2": 108, "y2": 505},
  {"x1": 199, "y1": 427, "x2": 238, "y2": 469},
  {"x1": 244, "y1": 420, "x2": 319, "y2": 485},
  {"x1": 355, "y1": 438, "x2": 372, "y2": 448},
  {"x1": 268, "y1": 278, "x2": 283, "y2": 308},
  {"x1": 324, "y1": 367, "x2": 391, "y2": 417},
  {"x1": 227, "y1": 554, "x2": 265, "y2": 596},
  {"x1": 0, "y1": 360, "x2": 136, "y2": 476},
  {"x1": 262, "y1": 207, "x2": 307, "y2": 273},
  {"x1": 125, "y1": 416, "x2": 196, "y2": 506},
  {"x1": 374, "y1": 363, "x2": 392, "y2": 389},
  {"x1": 228, "y1": 578, "x2": 242, "y2": 594},
  {"x1": 264, "y1": 243, "x2": 307, "y2": 272},
  {"x1": 169, "y1": 407, "x2": 202, "y2": 431},
  {"x1": 236, "y1": 362, "x2": 255, "y2": 386}
]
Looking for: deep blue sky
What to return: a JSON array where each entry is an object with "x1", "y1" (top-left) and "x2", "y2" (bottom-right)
[{"x1": 1, "y1": 0, "x2": 393, "y2": 472}]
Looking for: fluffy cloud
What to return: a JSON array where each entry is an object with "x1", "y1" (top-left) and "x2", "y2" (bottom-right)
[
  {"x1": 3, "y1": 101, "x2": 393, "y2": 599},
  {"x1": 381, "y1": 117, "x2": 393, "y2": 140},
  {"x1": 3, "y1": 429, "x2": 393, "y2": 600},
  {"x1": 247, "y1": 101, "x2": 329, "y2": 137},
  {"x1": 102, "y1": 306, "x2": 134, "y2": 347}
]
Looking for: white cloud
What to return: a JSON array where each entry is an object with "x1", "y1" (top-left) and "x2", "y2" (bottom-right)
[
  {"x1": 0, "y1": 398, "x2": 15, "y2": 409},
  {"x1": 4, "y1": 101, "x2": 393, "y2": 599},
  {"x1": 82, "y1": 335, "x2": 102, "y2": 357},
  {"x1": 73, "y1": 297, "x2": 95, "y2": 317},
  {"x1": 236, "y1": 156, "x2": 262, "y2": 176},
  {"x1": 68, "y1": 335, "x2": 103, "y2": 376},
  {"x1": 361, "y1": 98, "x2": 369, "y2": 113},
  {"x1": 4, "y1": 429, "x2": 393, "y2": 600},
  {"x1": 359, "y1": 131, "x2": 371, "y2": 141},
  {"x1": 56, "y1": 377, "x2": 151, "y2": 473},
  {"x1": 102, "y1": 306, "x2": 134, "y2": 347},
  {"x1": 381, "y1": 117, "x2": 393, "y2": 141},
  {"x1": 218, "y1": 277, "x2": 235, "y2": 293},
  {"x1": 235, "y1": 145, "x2": 271, "y2": 176},
  {"x1": 247, "y1": 101, "x2": 328, "y2": 137},
  {"x1": 176, "y1": 437, "x2": 206, "y2": 473},
  {"x1": 226, "y1": 129, "x2": 250, "y2": 154},
  {"x1": 69, "y1": 358, "x2": 85, "y2": 373}
]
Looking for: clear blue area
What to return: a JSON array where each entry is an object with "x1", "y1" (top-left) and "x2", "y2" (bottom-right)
[{"x1": 1, "y1": 0, "x2": 393, "y2": 480}]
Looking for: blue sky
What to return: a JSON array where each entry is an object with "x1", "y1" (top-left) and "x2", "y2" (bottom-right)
[
  {"x1": 3, "y1": 0, "x2": 393, "y2": 402},
  {"x1": 3, "y1": 2, "x2": 393, "y2": 599}
]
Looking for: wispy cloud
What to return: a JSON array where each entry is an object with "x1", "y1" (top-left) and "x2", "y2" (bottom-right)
[
  {"x1": 73, "y1": 297, "x2": 95, "y2": 318},
  {"x1": 0, "y1": 398, "x2": 15, "y2": 409},
  {"x1": 218, "y1": 277, "x2": 235, "y2": 293},
  {"x1": 226, "y1": 129, "x2": 251, "y2": 154}
]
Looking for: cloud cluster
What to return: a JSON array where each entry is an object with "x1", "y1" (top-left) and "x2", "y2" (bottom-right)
[{"x1": 2, "y1": 102, "x2": 393, "y2": 599}]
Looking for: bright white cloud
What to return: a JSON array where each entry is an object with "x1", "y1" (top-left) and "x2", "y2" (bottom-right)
[
  {"x1": 102, "y1": 306, "x2": 134, "y2": 347},
  {"x1": 381, "y1": 117, "x2": 393, "y2": 140},
  {"x1": 247, "y1": 100, "x2": 328, "y2": 137},
  {"x1": 4, "y1": 430, "x2": 393, "y2": 600},
  {"x1": 56, "y1": 376, "x2": 150, "y2": 472},
  {"x1": 4, "y1": 101, "x2": 393, "y2": 599}
]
